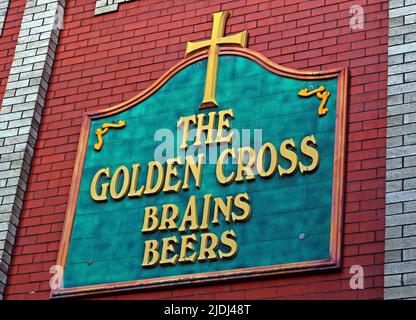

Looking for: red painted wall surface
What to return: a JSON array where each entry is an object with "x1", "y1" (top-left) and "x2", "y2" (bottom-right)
[
  {"x1": 0, "y1": 0, "x2": 26, "y2": 106},
  {"x1": 4, "y1": 0, "x2": 387, "y2": 299}
]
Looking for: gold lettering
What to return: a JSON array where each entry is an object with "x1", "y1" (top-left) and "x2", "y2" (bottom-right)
[
  {"x1": 163, "y1": 157, "x2": 182, "y2": 194},
  {"x1": 160, "y1": 236, "x2": 179, "y2": 266},
  {"x1": 178, "y1": 195, "x2": 199, "y2": 233},
  {"x1": 177, "y1": 115, "x2": 196, "y2": 149},
  {"x1": 90, "y1": 167, "x2": 110, "y2": 202},
  {"x1": 142, "y1": 240, "x2": 160, "y2": 267},
  {"x1": 144, "y1": 161, "x2": 165, "y2": 195},
  {"x1": 178, "y1": 234, "x2": 198, "y2": 264},
  {"x1": 236, "y1": 147, "x2": 256, "y2": 182},
  {"x1": 141, "y1": 206, "x2": 159, "y2": 233},
  {"x1": 183, "y1": 154, "x2": 204, "y2": 190},
  {"x1": 194, "y1": 112, "x2": 216, "y2": 147},
  {"x1": 299, "y1": 135, "x2": 320, "y2": 174},
  {"x1": 218, "y1": 230, "x2": 238, "y2": 260},
  {"x1": 198, "y1": 232, "x2": 219, "y2": 262},
  {"x1": 110, "y1": 165, "x2": 130, "y2": 200},
  {"x1": 232, "y1": 193, "x2": 251, "y2": 223},
  {"x1": 200, "y1": 193, "x2": 213, "y2": 231},
  {"x1": 212, "y1": 196, "x2": 233, "y2": 225},
  {"x1": 128, "y1": 163, "x2": 144, "y2": 198},
  {"x1": 278, "y1": 138, "x2": 298, "y2": 176},
  {"x1": 159, "y1": 204, "x2": 179, "y2": 232},
  {"x1": 257, "y1": 142, "x2": 278, "y2": 178},
  {"x1": 215, "y1": 108, "x2": 234, "y2": 144},
  {"x1": 216, "y1": 148, "x2": 236, "y2": 185}
]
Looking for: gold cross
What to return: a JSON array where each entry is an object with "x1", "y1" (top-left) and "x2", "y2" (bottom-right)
[{"x1": 185, "y1": 11, "x2": 248, "y2": 109}]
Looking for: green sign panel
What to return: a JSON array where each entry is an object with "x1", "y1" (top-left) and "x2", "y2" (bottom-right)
[{"x1": 53, "y1": 12, "x2": 347, "y2": 298}]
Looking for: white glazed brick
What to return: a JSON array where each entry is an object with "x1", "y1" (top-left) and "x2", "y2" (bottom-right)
[
  {"x1": 0, "y1": 0, "x2": 65, "y2": 300},
  {"x1": 0, "y1": 0, "x2": 9, "y2": 36},
  {"x1": 386, "y1": 0, "x2": 416, "y2": 300},
  {"x1": 95, "y1": 0, "x2": 136, "y2": 15}
]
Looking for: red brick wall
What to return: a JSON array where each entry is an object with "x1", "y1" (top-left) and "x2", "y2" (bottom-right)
[
  {"x1": 0, "y1": 0, "x2": 26, "y2": 105},
  {"x1": 4, "y1": 0, "x2": 388, "y2": 299}
]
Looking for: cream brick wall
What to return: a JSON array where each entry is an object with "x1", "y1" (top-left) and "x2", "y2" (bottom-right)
[
  {"x1": 385, "y1": 0, "x2": 416, "y2": 300},
  {"x1": 0, "y1": 0, "x2": 9, "y2": 36},
  {"x1": 95, "y1": 0, "x2": 136, "y2": 15}
]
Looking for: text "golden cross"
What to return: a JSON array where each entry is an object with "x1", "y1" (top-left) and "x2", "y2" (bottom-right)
[{"x1": 185, "y1": 11, "x2": 248, "y2": 109}]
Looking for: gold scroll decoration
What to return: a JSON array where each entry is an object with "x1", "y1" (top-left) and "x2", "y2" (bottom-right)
[
  {"x1": 94, "y1": 120, "x2": 126, "y2": 152},
  {"x1": 298, "y1": 85, "x2": 330, "y2": 117}
]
